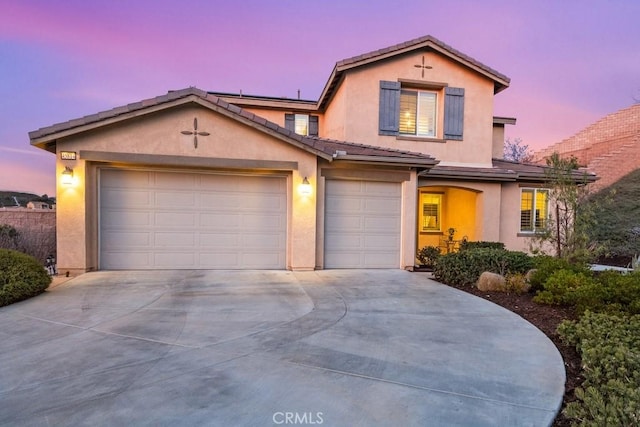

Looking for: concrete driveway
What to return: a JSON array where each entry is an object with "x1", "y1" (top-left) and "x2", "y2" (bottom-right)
[{"x1": 0, "y1": 270, "x2": 564, "y2": 426}]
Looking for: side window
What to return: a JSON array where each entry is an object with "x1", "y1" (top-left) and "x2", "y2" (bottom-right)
[
  {"x1": 285, "y1": 114, "x2": 318, "y2": 136},
  {"x1": 520, "y1": 188, "x2": 549, "y2": 232}
]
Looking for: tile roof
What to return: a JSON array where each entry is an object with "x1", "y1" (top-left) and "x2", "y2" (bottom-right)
[
  {"x1": 29, "y1": 87, "x2": 438, "y2": 167},
  {"x1": 420, "y1": 158, "x2": 597, "y2": 183}
]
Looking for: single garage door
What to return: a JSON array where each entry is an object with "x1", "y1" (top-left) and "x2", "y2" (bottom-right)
[
  {"x1": 324, "y1": 179, "x2": 401, "y2": 268},
  {"x1": 100, "y1": 169, "x2": 287, "y2": 269}
]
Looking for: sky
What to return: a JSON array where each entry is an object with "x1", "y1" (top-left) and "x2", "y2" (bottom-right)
[{"x1": 1, "y1": 0, "x2": 639, "y2": 196}]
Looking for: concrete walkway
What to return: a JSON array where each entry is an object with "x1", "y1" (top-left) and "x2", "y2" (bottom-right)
[{"x1": 0, "y1": 270, "x2": 565, "y2": 426}]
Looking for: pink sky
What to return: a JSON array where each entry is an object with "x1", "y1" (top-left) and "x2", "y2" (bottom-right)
[{"x1": 1, "y1": 0, "x2": 638, "y2": 196}]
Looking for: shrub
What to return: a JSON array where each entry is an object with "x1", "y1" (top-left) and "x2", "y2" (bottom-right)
[
  {"x1": 458, "y1": 240, "x2": 505, "y2": 251},
  {"x1": 534, "y1": 269, "x2": 640, "y2": 314},
  {"x1": 0, "y1": 249, "x2": 51, "y2": 306},
  {"x1": 433, "y1": 248, "x2": 533, "y2": 286},
  {"x1": 505, "y1": 273, "x2": 530, "y2": 294},
  {"x1": 416, "y1": 245, "x2": 441, "y2": 267},
  {"x1": 528, "y1": 255, "x2": 590, "y2": 292},
  {"x1": 558, "y1": 311, "x2": 640, "y2": 425},
  {"x1": 533, "y1": 269, "x2": 597, "y2": 307}
]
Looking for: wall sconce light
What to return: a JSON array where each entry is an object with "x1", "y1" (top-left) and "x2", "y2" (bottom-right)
[
  {"x1": 61, "y1": 166, "x2": 74, "y2": 185},
  {"x1": 299, "y1": 176, "x2": 312, "y2": 196}
]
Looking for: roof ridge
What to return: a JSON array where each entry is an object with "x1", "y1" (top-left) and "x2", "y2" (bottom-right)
[{"x1": 335, "y1": 34, "x2": 509, "y2": 84}]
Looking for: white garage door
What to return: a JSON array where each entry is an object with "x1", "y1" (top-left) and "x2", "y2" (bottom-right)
[
  {"x1": 324, "y1": 180, "x2": 401, "y2": 268},
  {"x1": 100, "y1": 169, "x2": 287, "y2": 269}
]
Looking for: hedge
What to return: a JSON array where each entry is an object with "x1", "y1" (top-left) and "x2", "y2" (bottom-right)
[
  {"x1": 433, "y1": 248, "x2": 533, "y2": 286},
  {"x1": 0, "y1": 249, "x2": 51, "y2": 306}
]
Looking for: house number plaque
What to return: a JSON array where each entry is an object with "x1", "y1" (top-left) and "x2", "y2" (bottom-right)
[{"x1": 60, "y1": 151, "x2": 77, "y2": 160}]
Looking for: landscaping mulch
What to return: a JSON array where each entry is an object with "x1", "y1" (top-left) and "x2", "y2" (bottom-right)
[{"x1": 448, "y1": 284, "x2": 582, "y2": 427}]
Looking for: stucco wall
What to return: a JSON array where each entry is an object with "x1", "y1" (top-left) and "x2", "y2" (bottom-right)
[
  {"x1": 322, "y1": 51, "x2": 496, "y2": 166},
  {"x1": 55, "y1": 104, "x2": 319, "y2": 273}
]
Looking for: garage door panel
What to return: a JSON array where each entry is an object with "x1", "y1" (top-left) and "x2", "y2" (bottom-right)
[
  {"x1": 325, "y1": 180, "x2": 401, "y2": 269},
  {"x1": 154, "y1": 212, "x2": 196, "y2": 226},
  {"x1": 198, "y1": 253, "x2": 240, "y2": 268},
  {"x1": 364, "y1": 235, "x2": 400, "y2": 248},
  {"x1": 154, "y1": 172, "x2": 196, "y2": 188},
  {"x1": 102, "y1": 231, "x2": 151, "y2": 248},
  {"x1": 200, "y1": 213, "x2": 240, "y2": 228},
  {"x1": 199, "y1": 233, "x2": 241, "y2": 247},
  {"x1": 102, "y1": 210, "x2": 151, "y2": 227},
  {"x1": 363, "y1": 216, "x2": 400, "y2": 230},
  {"x1": 156, "y1": 191, "x2": 195, "y2": 206},
  {"x1": 242, "y1": 213, "x2": 285, "y2": 229},
  {"x1": 365, "y1": 198, "x2": 400, "y2": 212},
  {"x1": 325, "y1": 215, "x2": 363, "y2": 231},
  {"x1": 104, "y1": 169, "x2": 150, "y2": 187},
  {"x1": 201, "y1": 193, "x2": 241, "y2": 209},
  {"x1": 100, "y1": 170, "x2": 287, "y2": 270},
  {"x1": 106, "y1": 252, "x2": 151, "y2": 269},
  {"x1": 325, "y1": 234, "x2": 363, "y2": 250},
  {"x1": 155, "y1": 232, "x2": 195, "y2": 246},
  {"x1": 102, "y1": 189, "x2": 151, "y2": 207},
  {"x1": 154, "y1": 252, "x2": 196, "y2": 268}
]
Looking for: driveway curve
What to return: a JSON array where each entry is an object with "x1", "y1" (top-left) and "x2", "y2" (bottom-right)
[{"x1": 0, "y1": 270, "x2": 564, "y2": 426}]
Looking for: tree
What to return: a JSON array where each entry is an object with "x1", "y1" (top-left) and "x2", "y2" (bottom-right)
[
  {"x1": 530, "y1": 152, "x2": 602, "y2": 261},
  {"x1": 503, "y1": 137, "x2": 534, "y2": 163}
]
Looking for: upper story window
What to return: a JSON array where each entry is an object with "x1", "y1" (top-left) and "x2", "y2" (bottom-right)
[
  {"x1": 379, "y1": 81, "x2": 464, "y2": 141},
  {"x1": 520, "y1": 188, "x2": 549, "y2": 233},
  {"x1": 285, "y1": 113, "x2": 319, "y2": 136},
  {"x1": 399, "y1": 90, "x2": 437, "y2": 137}
]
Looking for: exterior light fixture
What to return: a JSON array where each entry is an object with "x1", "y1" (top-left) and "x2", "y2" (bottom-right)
[
  {"x1": 61, "y1": 166, "x2": 74, "y2": 185},
  {"x1": 299, "y1": 176, "x2": 312, "y2": 196}
]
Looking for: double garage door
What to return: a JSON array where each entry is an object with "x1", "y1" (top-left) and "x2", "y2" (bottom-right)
[{"x1": 100, "y1": 169, "x2": 287, "y2": 270}]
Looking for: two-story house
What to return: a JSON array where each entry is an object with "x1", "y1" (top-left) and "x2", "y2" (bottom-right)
[{"x1": 30, "y1": 35, "x2": 571, "y2": 274}]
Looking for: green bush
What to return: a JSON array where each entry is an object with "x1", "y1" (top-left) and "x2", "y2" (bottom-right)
[
  {"x1": 416, "y1": 245, "x2": 441, "y2": 267},
  {"x1": 458, "y1": 240, "x2": 505, "y2": 251},
  {"x1": 534, "y1": 269, "x2": 640, "y2": 314},
  {"x1": 0, "y1": 249, "x2": 51, "y2": 306},
  {"x1": 528, "y1": 255, "x2": 591, "y2": 292},
  {"x1": 433, "y1": 248, "x2": 533, "y2": 286},
  {"x1": 533, "y1": 269, "x2": 597, "y2": 307},
  {"x1": 558, "y1": 311, "x2": 640, "y2": 425}
]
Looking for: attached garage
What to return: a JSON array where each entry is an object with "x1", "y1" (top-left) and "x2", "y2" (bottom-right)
[
  {"x1": 99, "y1": 168, "x2": 287, "y2": 270},
  {"x1": 324, "y1": 179, "x2": 402, "y2": 268}
]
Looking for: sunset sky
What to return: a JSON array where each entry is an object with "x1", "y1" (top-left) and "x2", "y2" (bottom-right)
[{"x1": 1, "y1": 0, "x2": 638, "y2": 196}]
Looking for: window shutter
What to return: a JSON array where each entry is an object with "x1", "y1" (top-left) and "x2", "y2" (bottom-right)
[
  {"x1": 379, "y1": 81, "x2": 400, "y2": 135},
  {"x1": 285, "y1": 114, "x2": 295, "y2": 131},
  {"x1": 444, "y1": 87, "x2": 464, "y2": 140},
  {"x1": 308, "y1": 115, "x2": 319, "y2": 136}
]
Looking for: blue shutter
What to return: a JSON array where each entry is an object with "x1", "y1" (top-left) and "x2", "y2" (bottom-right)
[
  {"x1": 444, "y1": 87, "x2": 464, "y2": 140},
  {"x1": 285, "y1": 114, "x2": 295, "y2": 131},
  {"x1": 309, "y1": 115, "x2": 319, "y2": 136},
  {"x1": 379, "y1": 81, "x2": 400, "y2": 135}
]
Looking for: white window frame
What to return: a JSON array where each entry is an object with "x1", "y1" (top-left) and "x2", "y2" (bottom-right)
[
  {"x1": 399, "y1": 89, "x2": 437, "y2": 137},
  {"x1": 520, "y1": 188, "x2": 549, "y2": 233},
  {"x1": 294, "y1": 114, "x2": 309, "y2": 136}
]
